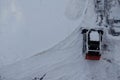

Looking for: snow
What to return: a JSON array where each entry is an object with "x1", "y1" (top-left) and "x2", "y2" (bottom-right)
[
  {"x1": 90, "y1": 31, "x2": 99, "y2": 41},
  {"x1": 113, "y1": 27, "x2": 120, "y2": 32},
  {"x1": 1, "y1": 25, "x2": 120, "y2": 80},
  {"x1": 109, "y1": 0, "x2": 120, "y2": 19},
  {"x1": 0, "y1": 0, "x2": 120, "y2": 80},
  {"x1": 65, "y1": 0, "x2": 87, "y2": 20},
  {"x1": 0, "y1": 0, "x2": 82, "y2": 66}
]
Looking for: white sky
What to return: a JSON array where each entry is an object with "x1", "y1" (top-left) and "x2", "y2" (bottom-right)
[{"x1": 0, "y1": 0, "x2": 82, "y2": 66}]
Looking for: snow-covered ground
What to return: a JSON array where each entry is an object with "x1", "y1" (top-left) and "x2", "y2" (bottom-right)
[
  {"x1": 0, "y1": 0, "x2": 83, "y2": 66},
  {"x1": 109, "y1": 0, "x2": 120, "y2": 19},
  {"x1": 0, "y1": 0, "x2": 120, "y2": 80}
]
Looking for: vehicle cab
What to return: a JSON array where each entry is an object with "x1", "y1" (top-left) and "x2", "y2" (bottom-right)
[{"x1": 82, "y1": 28, "x2": 103, "y2": 60}]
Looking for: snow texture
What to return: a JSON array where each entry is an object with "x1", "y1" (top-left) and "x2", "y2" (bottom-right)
[
  {"x1": 0, "y1": 0, "x2": 120, "y2": 80},
  {"x1": 109, "y1": 0, "x2": 120, "y2": 19},
  {"x1": 65, "y1": 0, "x2": 88, "y2": 20},
  {"x1": 0, "y1": 0, "x2": 81, "y2": 65}
]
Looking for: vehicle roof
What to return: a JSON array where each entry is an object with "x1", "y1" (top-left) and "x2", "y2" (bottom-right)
[{"x1": 89, "y1": 31, "x2": 99, "y2": 41}]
